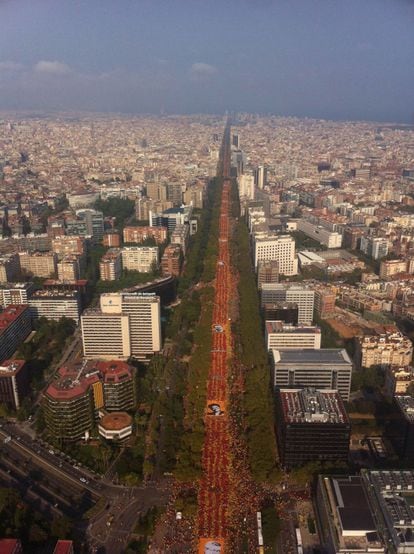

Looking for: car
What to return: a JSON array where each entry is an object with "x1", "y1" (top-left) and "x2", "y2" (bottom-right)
[
  {"x1": 48, "y1": 449, "x2": 55, "y2": 455},
  {"x1": 176, "y1": 511, "x2": 183, "y2": 520},
  {"x1": 79, "y1": 477, "x2": 88, "y2": 484}
]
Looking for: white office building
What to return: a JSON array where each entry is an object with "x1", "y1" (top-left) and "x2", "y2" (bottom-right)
[
  {"x1": 254, "y1": 234, "x2": 298, "y2": 276},
  {"x1": 266, "y1": 321, "x2": 321, "y2": 351},
  {"x1": 272, "y1": 348, "x2": 353, "y2": 401},
  {"x1": 297, "y1": 219, "x2": 342, "y2": 248},
  {"x1": 261, "y1": 283, "x2": 315, "y2": 324}
]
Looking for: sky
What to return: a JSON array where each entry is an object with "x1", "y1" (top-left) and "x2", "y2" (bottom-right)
[{"x1": 0, "y1": 0, "x2": 413, "y2": 122}]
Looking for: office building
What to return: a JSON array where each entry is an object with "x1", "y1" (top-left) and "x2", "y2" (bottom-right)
[
  {"x1": 276, "y1": 388, "x2": 350, "y2": 468},
  {"x1": 121, "y1": 246, "x2": 158, "y2": 273},
  {"x1": 66, "y1": 209, "x2": 104, "y2": 242},
  {"x1": 261, "y1": 283, "x2": 315, "y2": 324},
  {"x1": 0, "y1": 253, "x2": 20, "y2": 283},
  {"x1": 81, "y1": 309, "x2": 131, "y2": 359},
  {"x1": 263, "y1": 302, "x2": 298, "y2": 325},
  {"x1": 82, "y1": 292, "x2": 161, "y2": 360},
  {"x1": 28, "y1": 289, "x2": 82, "y2": 322},
  {"x1": 316, "y1": 474, "x2": 385, "y2": 554},
  {"x1": 0, "y1": 359, "x2": 29, "y2": 410},
  {"x1": 161, "y1": 244, "x2": 182, "y2": 276},
  {"x1": 44, "y1": 359, "x2": 135, "y2": 442},
  {"x1": 98, "y1": 412, "x2": 133, "y2": 441},
  {"x1": 272, "y1": 348, "x2": 353, "y2": 400},
  {"x1": 110, "y1": 293, "x2": 161, "y2": 360},
  {"x1": 253, "y1": 234, "x2": 298, "y2": 275},
  {"x1": 123, "y1": 226, "x2": 167, "y2": 244},
  {"x1": 254, "y1": 165, "x2": 267, "y2": 190},
  {"x1": 356, "y1": 331, "x2": 413, "y2": 369},
  {"x1": 389, "y1": 395, "x2": 414, "y2": 461},
  {"x1": 317, "y1": 470, "x2": 414, "y2": 554},
  {"x1": 266, "y1": 321, "x2": 321, "y2": 350},
  {"x1": 297, "y1": 219, "x2": 343, "y2": 248},
  {"x1": 44, "y1": 373, "x2": 95, "y2": 442},
  {"x1": 99, "y1": 360, "x2": 136, "y2": 412},
  {"x1": 257, "y1": 260, "x2": 279, "y2": 288},
  {"x1": 19, "y1": 251, "x2": 57, "y2": 278},
  {"x1": 0, "y1": 305, "x2": 31, "y2": 363},
  {"x1": 99, "y1": 248, "x2": 122, "y2": 281},
  {"x1": 149, "y1": 205, "x2": 192, "y2": 232},
  {"x1": 0, "y1": 282, "x2": 35, "y2": 307}
]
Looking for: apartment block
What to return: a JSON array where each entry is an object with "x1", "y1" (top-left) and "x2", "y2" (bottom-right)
[
  {"x1": 19, "y1": 251, "x2": 58, "y2": 278},
  {"x1": 379, "y1": 259, "x2": 408, "y2": 279},
  {"x1": 99, "y1": 248, "x2": 122, "y2": 281},
  {"x1": 0, "y1": 253, "x2": 21, "y2": 283},
  {"x1": 356, "y1": 331, "x2": 413, "y2": 369},
  {"x1": 57, "y1": 254, "x2": 81, "y2": 281},
  {"x1": 314, "y1": 288, "x2": 336, "y2": 318},
  {"x1": 121, "y1": 246, "x2": 158, "y2": 273},
  {"x1": 161, "y1": 244, "x2": 182, "y2": 276},
  {"x1": 51, "y1": 235, "x2": 85, "y2": 257},
  {"x1": 123, "y1": 226, "x2": 167, "y2": 244}
]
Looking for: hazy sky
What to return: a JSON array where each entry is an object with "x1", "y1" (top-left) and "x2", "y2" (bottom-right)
[{"x1": 0, "y1": 0, "x2": 413, "y2": 121}]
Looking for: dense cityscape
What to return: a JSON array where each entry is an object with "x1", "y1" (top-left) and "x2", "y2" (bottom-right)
[
  {"x1": 0, "y1": 111, "x2": 413, "y2": 553},
  {"x1": 1, "y1": 0, "x2": 414, "y2": 552}
]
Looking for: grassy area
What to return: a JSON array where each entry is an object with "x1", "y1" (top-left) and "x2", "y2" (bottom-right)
[
  {"x1": 261, "y1": 505, "x2": 281, "y2": 553},
  {"x1": 95, "y1": 268, "x2": 161, "y2": 294},
  {"x1": 16, "y1": 316, "x2": 76, "y2": 394}
]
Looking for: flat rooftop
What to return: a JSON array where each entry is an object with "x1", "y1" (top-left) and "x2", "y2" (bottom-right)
[
  {"x1": 395, "y1": 395, "x2": 414, "y2": 422},
  {"x1": 279, "y1": 388, "x2": 348, "y2": 424},
  {"x1": 266, "y1": 321, "x2": 320, "y2": 335},
  {"x1": 272, "y1": 348, "x2": 352, "y2": 365}
]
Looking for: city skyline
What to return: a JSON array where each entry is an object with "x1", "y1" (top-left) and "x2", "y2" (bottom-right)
[{"x1": 0, "y1": 0, "x2": 413, "y2": 122}]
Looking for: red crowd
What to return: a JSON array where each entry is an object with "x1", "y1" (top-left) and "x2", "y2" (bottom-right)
[{"x1": 197, "y1": 174, "x2": 232, "y2": 550}]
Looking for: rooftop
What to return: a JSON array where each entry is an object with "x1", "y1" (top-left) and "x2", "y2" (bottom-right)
[
  {"x1": 0, "y1": 359, "x2": 25, "y2": 375},
  {"x1": 46, "y1": 360, "x2": 133, "y2": 400},
  {"x1": 99, "y1": 411, "x2": 132, "y2": 431},
  {"x1": 279, "y1": 388, "x2": 349, "y2": 424},
  {"x1": 395, "y1": 395, "x2": 414, "y2": 422},
  {"x1": 266, "y1": 321, "x2": 320, "y2": 335},
  {"x1": 0, "y1": 305, "x2": 29, "y2": 333},
  {"x1": 272, "y1": 348, "x2": 352, "y2": 365}
]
